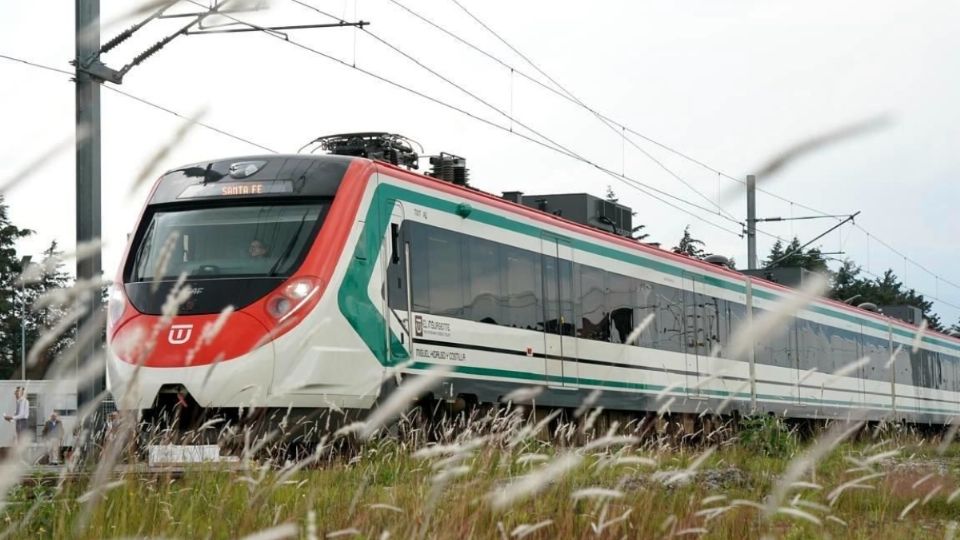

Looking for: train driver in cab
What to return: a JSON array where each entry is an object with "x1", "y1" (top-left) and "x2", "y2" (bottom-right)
[{"x1": 248, "y1": 239, "x2": 269, "y2": 259}]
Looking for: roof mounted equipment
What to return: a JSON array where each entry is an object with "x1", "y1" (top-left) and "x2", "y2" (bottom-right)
[
  {"x1": 300, "y1": 132, "x2": 422, "y2": 170},
  {"x1": 427, "y1": 152, "x2": 469, "y2": 186}
]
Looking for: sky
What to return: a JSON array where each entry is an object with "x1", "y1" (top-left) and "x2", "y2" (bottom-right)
[{"x1": 1, "y1": 0, "x2": 959, "y2": 325}]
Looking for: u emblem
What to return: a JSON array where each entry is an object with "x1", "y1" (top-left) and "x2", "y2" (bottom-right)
[{"x1": 168, "y1": 324, "x2": 193, "y2": 345}]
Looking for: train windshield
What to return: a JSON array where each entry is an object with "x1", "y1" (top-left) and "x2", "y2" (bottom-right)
[{"x1": 130, "y1": 203, "x2": 327, "y2": 281}]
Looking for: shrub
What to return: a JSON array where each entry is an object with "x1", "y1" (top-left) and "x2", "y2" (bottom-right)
[{"x1": 738, "y1": 414, "x2": 798, "y2": 458}]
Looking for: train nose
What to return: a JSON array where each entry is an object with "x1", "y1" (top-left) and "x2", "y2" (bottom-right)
[
  {"x1": 111, "y1": 311, "x2": 271, "y2": 368},
  {"x1": 107, "y1": 312, "x2": 276, "y2": 409}
]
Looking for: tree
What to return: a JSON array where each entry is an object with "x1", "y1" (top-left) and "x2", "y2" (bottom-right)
[
  {"x1": 830, "y1": 259, "x2": 870, "y2": 304},
  {"x1": 765, "y1": 237, "x2": 828, "y2": 272},
  {"x1": 673, "y1": 225, "x2": 707, "y2": 259},
  {"x1": 631, "y1": 224, "x2": 650, "y2": 241},
  {"x1": 21, "y1": 240, "x2": 76, "y2": 377},
  {"x1": 0, "y1": 195, "x2": 33, "y2": 379},
  {"x1": 828, "y1": 260, "x2": 943, "y2": 331}
]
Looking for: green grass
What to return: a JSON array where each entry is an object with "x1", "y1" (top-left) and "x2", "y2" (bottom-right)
[{"x1": 3, "y1": 424, "x2": 960, "y2": 540}]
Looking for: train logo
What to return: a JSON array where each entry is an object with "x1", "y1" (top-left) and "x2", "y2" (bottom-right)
[
  {"x1": 168, "y1": 324, "x2": 194, "y2": 345},
  {"x1": 414, "y1": 315, "x2": 423, "y2": 337}
]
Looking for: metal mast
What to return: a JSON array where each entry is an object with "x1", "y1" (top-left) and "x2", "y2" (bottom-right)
[{"x1": 75, "y1": 0, "x2": 103, "y2": 406}]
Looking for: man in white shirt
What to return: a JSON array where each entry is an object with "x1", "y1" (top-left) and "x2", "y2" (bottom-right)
[{"x1": 3, "y1": 387, "x2": 30, "y2": 444}]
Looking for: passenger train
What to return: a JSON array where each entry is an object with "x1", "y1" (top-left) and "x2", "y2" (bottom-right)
[{"x1": 105, "y1": 137, "x2": 960, "y2": 430}]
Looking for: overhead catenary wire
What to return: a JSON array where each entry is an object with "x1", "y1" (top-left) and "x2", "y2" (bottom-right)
[
  {"x1": 206, "y1": 1, "x2": 749, "y2": 239},
  {"x1": 290, "y1": 2, "x2": 856, "y2": 250},
  {"x1": 101, "y1": 86, "x2": 278, "y2": 153},
  {"x1": 390, "y1": 1, "x2": 960, "y2": 314},
  {"x1": 398, "y1": 0, "x2": 740, "y2": 224},
  {"x1": 0, "y1": 52, "x2": 278, "y2": 153},
  {"x1": 292, "y1": 0, "x2": 738, "y2": 223},
  {"x1": 382, "y1": 0, "x2": 960, "y2": 299},
  {"x1": 375, "y1": 2, "x2": 871, "y2": 239},
  {"x1": 0, "y1": 53, "x2": 74, "y2": 77},
  {"x1": 290, "y1": 1, "x2": 735, "y2": 220}
]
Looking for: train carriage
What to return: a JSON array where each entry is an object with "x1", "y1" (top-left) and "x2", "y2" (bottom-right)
[{"x1": 106, "y1": 149, "x2": 960, "y2": 429}]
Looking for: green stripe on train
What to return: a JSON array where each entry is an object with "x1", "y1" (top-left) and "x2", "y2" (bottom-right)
[{"x1": 406, "y1": 361, "x2": 959, "y2": 416}]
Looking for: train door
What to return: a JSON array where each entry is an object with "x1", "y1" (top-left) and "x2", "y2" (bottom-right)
[
  {"x1": 682, "y1": 272, "x2": 705, "y2": 396},
  {"x1": 383, "y1": 199, "x2": 412, "y2": 365},
  {"x1": 788, "y1": 319, "x2": 801, "y2": 405},
  {"x1": 541, "y1": 235, "x2": 578, "y2": 387},
  {"x1": 857, "y1": 325, "x2": 869, "y2": 407}
]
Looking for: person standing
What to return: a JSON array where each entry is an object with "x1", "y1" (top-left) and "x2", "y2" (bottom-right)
[
  {"x1": 3, "y1": 387, "x2": 30, "y2": 444},
  {"x1": 41, "y1": 412, "x2": 64, "y2": 465}
]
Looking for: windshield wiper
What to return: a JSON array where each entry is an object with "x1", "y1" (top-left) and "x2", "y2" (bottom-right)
[{"x1": 268, "y1": 211, "x2": 310, "y2": 277}]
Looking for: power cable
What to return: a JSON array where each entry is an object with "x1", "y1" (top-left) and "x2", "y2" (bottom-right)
[
  {"x1": 101, "y1": 86, "x2": 278, "y2": 153},
  {"x1": 204, "y1": 2, "x2": 749, "y2": 239},
  {"x1": 0, "y1": 53, "x2": 74, "y2": 77},
  {"x1": 293, "y1": 0, "x2": 737, "y2": 223},
  {"x1": 0, "y1": 52, "x2": 277, "y2": 153},
  {"x1": 402, "y1": 0, "x2": 740, "y2": 223},
  {"x1": 381, "y1": 1, "x2": 858, "y2": 223}
]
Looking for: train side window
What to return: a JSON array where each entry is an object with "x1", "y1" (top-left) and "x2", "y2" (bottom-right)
[
  {"x1": 386, "y1": 223, "x2": 407, "y2": 311},
  {"x1": 425, "y1": 227, "x2": 465, "y2": 317},
  {"x1": 465, "y1": 236, "x2": 502, "y2": 325},
  {"x1": 578, "y1": 265, "x2": 607, "y2": 341},
  {"x1": 752, "y1": 307, "x2": 774, "y2": 367},
  {"x1": 633, "y1": 280, "x2": 657, "y2": 348},
  {"x1": 606, "y1": 272, "x2": 633, "y2": 344},
  {"x1": 502, "y1": 246, "x2": 541, "y2": 330},
  {"x1": 701, "y1": 295, "x2": 721, "y2": 352},
  {"x1": 726, "y1": 301, "x2": 746, "y2": 360},
  {"x1": 408, "y1": 223, "x2": 431, "y2": 313},
  {"x1": 655, "y1": 283, "x2": 683, "y2": 353}
]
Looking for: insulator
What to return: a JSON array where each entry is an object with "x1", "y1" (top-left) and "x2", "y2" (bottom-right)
[{"x1": 101, "y1": 29, "x2": 134, "y2": 54}]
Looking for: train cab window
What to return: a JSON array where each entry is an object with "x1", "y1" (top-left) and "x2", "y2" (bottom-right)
[{"x1": 131, "y1": 203, "x2": 326, "y2": 281}]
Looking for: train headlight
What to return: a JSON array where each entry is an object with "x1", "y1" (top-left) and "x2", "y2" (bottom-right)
[
  {"x1": 285, "y1": 279, "x2": 315, "y2": 300},
  {"x1": 267, "y1": 296, "x2": 293, "y2": 318},
  {"x1": 266, "y1": 276, "x2": 321, "y2": 321},
  {"x1": 107, "y1": 285, "x2": 127, "y2": 331}
]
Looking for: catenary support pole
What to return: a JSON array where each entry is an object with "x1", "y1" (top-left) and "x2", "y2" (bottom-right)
[
  {"x1": 76, "y1": 0, "x2": 103, "y2": 406},
  {"x1": 746, "y1": 174, "x2": 757, "y2": 270}
]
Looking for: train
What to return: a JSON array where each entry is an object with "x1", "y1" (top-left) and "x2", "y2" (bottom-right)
[{"x1": 105, "y1": 133, "x2": 960, "y2": 434}]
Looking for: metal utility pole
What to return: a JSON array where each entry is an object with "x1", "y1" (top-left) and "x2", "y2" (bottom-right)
[
  {"x1": 75, "y1": 0, "x2": 102, "y2": 405},
  {"x1": 19, "y1": 256, "x2": 32, "y2": 382},
  {"x1": 746, "y1": 174, "x2": 757, "y2": 270}
]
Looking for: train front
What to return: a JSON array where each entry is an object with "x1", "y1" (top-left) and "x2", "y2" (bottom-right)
[{"x1": 106, "y1": 154, "x2": 371, "y2": 417}]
